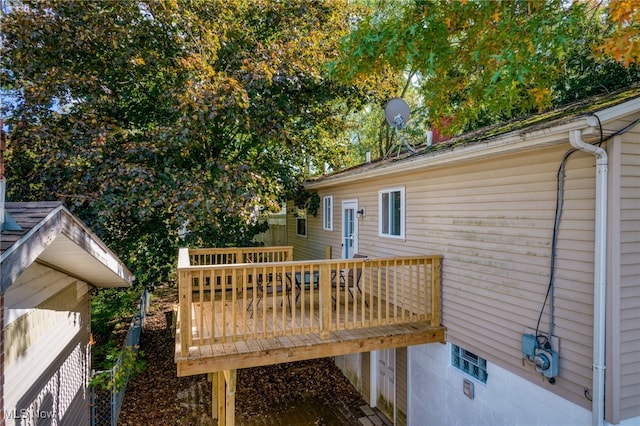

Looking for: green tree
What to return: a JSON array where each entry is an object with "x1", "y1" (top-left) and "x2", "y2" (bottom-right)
[
  {"x1": 0, "y1": 0, "x2": 371, "y2": 288},
  {"x1": 331, "y1": 0, "x2": 640, "y2": 135}
]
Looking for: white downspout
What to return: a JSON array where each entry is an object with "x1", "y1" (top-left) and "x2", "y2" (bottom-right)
[{"x1": 569, "y1": 129, "x2": 607, "y2": 426}]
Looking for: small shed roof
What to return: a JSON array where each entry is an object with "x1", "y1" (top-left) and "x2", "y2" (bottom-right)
[{"x1": 1, "y1": 201, "x2": 134, "y2": 293}]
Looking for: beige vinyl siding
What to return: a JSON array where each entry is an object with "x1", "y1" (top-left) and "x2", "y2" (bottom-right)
[
  {"x1": 287, "y1": 202, "x2": 330, "y2": 260},
  {"x1": 4, "y1": 263, "x2": 91, "y2": 425},
  {"x1": 4, "y1": 281, "x2": 80, "y2": 366},
  {"x1": 619, "y1": 129, "x2": 640, "y2": 420},
  {"x1": 300, "y1": 144, "x2": 598, "y2": 409}
]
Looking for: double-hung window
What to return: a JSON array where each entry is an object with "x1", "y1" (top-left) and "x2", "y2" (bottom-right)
[
  {"x1": 379, "y1": 187, "x2": 405, "y2": 238},
  {"x1": 323, "y1": 196, "x2": 333, "y2": 231}
]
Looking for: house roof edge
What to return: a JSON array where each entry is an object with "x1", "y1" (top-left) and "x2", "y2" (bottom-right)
[{"x1": 306, "y1": 90, "x2": 640, "y2": 190}]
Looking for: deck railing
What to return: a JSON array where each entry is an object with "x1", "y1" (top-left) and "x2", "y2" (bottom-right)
[
  {"x1": 189, "y1": 246, "x2": 293, "y2": 266},
  {"x1": 178, "y1": 247, "x2": 442, "y2": 357}
]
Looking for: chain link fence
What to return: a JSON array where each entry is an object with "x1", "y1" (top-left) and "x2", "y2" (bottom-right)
[{"x1": 91, "y1": 290, "x2": 150, "y2": 426}]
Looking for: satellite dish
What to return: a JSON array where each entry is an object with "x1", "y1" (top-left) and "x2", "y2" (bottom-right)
[
  {"x1": 384, "y1": 98, "x2": 410, "y2": 129},
  {"x1": 383, "y1": 98, "x2": 417, "y2": 158}
]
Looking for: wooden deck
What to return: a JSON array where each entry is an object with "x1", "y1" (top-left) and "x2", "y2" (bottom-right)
[
  {"x1": 174, "y1": 247, "x2": 445, "y2": 376},
  {"x1": 173, "y1": 247, "x2": 445, "y2": 424},
  {"x1": 175, "y1": 289, "x2": 445, "y2": 376}
]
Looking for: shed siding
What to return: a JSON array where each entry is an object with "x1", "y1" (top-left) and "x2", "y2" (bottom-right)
[
  {"x1": 295, "y1": 143, "x2": 598, "y2": 409},
  {"x1": 619, "y1": 129, "x2": 640, "y2": 419},
  {"x1": 3, "y1": 264, "x2": 91, "y2": 425}
]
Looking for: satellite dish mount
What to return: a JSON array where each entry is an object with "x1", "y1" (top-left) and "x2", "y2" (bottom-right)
[{"x1": 384, "y1": 98, "x2": 417, "y2": 158}]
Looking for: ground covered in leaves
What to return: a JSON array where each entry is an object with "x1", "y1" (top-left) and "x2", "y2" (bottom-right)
[{"x1": 118, "y1": 285, "x2": 369, "y2": 425}]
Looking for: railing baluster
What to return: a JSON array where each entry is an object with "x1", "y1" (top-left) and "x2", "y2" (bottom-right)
[
  {"x1": 198, "y1": 269, "x2": 204, "y2": 344},
  {"x1": 271, "y1": 264, "x2": 277, "y2": 337},
  {"x1": 393, "y1": 258, "x2": 398, "y2": 323},
  {"x1": 297, "y1": 263, "x2": 304, "y2": 334},
  {"x1": 220, "y1": 267, "x2": 226, "y2": 343},
  {"x1": 281, "y1": 264, "x2": 287, "y2": 337},
  {"x1": 362, "y1": 262, "x2": 366, "y2": 327},
  {"x1": 210, "y1": 269, "x2": 217, "y2": 342},
  {"x1": 338, "y1": 261, "x2": 343, "y2": 329},
  {"x1": 423, "y1": 259, "x2": 428, "y2": 320},
  {"x1": 241, "y1": 267, "x2": 248, "y2": 339},
  {"x1": 320, "y1": 262, "x2": 331, "y2": 339},
  {"x1": 384, "y1": 260, "x2": 389, "y2": 323},
  {"x1": 261, "y1": 265, "x2": 267, "y2": 338},
  {"x1": 308, "y1": 265, "x2": 312, "y2": 334},
  {"x1": 352, "y1": 261, "x2": 357, "y2": 328},
  {"x1": 401, "y1": 259, "x2": 407, "y2": 322},
  {"x1": 231, "y1": 268, "x2": 237, "y2": 341}
]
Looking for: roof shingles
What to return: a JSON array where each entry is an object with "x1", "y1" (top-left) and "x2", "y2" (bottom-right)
[{"x1": 1, "y1": 201, "x2": 63, "y2": 255}]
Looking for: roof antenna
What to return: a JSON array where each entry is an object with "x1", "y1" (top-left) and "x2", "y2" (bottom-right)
[
  {"x1": 384, "y1": 98, "x2": 417, "y2": 159},
  {"x1": 1, "y1": 120, "x2": 22, "y2": 232}
]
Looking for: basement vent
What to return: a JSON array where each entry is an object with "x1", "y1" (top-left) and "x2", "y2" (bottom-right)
[{"x1": 451, "y1": 344, "x2": 488, "y2": 383}]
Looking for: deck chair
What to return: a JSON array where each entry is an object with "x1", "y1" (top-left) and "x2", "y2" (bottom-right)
[
  {"x1": 248, "y1": 272, "x2": 291, "y2": 316},
  {"x1": 334, "y1": 254, "x2": 368, "y2": 307}
]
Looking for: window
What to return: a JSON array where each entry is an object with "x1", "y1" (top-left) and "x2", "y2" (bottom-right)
[
  {"x1": 323, "y1": 196, "x2": 333, "y2": 231},
  {"x1": 378, "y1": 187, "x2": 405, "y2": 238},
  {"x1": 451, "y1": 344, "x2": 488, "y2": 383},
  {"x1": 296, "y1": 216, "x2": 307, "y2": 237}
]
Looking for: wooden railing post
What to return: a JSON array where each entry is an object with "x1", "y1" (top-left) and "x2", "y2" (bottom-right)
[
  {"x1": 320, "y1": 262, "x2": 331, "y2": 339},
  {"x1": 178, "y1": 248, "x2": 192, "y2": 357},
  {"x1": 431, "y1": 256, "x2": 442, "y2": 327}
]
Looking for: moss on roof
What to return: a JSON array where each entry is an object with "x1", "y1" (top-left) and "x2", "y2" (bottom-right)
[
  {"x1": 309, "y1": 85, "x2": 640, "y2": 183},
  {"x1": 435, "y1": 84, "x2": 640, "y2": 151}
]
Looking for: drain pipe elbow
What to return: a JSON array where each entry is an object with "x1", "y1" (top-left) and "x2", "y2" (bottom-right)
[
  {"x1": 569, "y1": 130, "x2": 608, "y2": 164},
  {"x1": 569, "y1": 129, "x2": 608, "y2": 426}
]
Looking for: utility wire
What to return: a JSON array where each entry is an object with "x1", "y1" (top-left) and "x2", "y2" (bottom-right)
[
  {"x1": 534, "y1": 113, "x2": 611, "y2": 345},
  {"x1": 535, "y1": 146, "x2": 575, "y2": 345}
]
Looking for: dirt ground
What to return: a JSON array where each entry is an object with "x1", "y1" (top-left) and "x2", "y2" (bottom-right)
[{"x1": 118, "y1": 285, "x2": 369, "y2": 425}]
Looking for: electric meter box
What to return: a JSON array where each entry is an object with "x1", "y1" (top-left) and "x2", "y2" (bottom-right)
[{"x1": 521, "y1": 334, "x2": 537, "y2": 359}]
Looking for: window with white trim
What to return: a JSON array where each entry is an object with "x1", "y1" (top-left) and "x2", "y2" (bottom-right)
[
  {"x1": 451, "y1": 344, "x2": 488, "y2": 383},
  {"x1": 323, "y1": 196, "x2": 333, "y2": 231},
  {"x1": 378, "y1": 187, "x2": 405, "y2": 238}
]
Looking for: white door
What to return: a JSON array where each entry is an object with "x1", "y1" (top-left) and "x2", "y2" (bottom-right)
[
  {"x1": 374, "y1": 348, "x2": 396, "y2": 421},
  {"x1": 342, "y1": 200, "x2": 358, "y2": 259}
]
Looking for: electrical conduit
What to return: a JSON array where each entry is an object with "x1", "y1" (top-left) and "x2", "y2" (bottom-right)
[{"x1": 569, "y1": 129, "x2": 607, "y2": 426}]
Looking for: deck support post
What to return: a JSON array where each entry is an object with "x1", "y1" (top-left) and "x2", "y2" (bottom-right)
[
  {"x1": 210, "y1": 372, "x2": 218, "y2": 420},
  {"x1": 224, "y1": 369, "x2": 237, "y2": 426},
  {"x1": 217, "y1": 371, "x2": 225, "y2": 423},
  {"x1": 212, "y1": 369, "x2": 237, "y2": 425},
  {"x1": 320, "y1": 263, "x2": 331, "y2": 339}
]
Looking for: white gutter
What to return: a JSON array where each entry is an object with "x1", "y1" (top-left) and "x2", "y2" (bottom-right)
[{"x1": 569, "y1": 129, "x2": 607, "y2": 426}]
